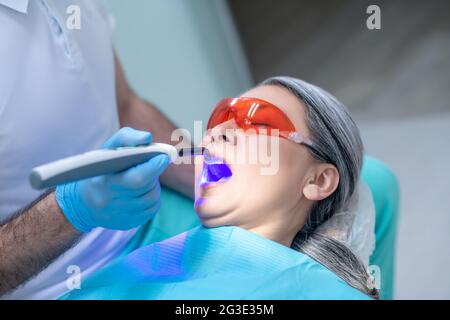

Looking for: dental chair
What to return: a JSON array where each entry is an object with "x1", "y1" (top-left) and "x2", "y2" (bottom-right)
[
  {"x1": 120, "y1": 155, "x2": 400, "y2": 300},
  {"x1": 361, "y1": 156, "x2": 400, "y2": 300}
]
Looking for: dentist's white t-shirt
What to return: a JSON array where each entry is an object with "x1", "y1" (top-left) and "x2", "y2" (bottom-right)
[{"x1": 0, "y1": 0, "x2": 138, "y2": 299}]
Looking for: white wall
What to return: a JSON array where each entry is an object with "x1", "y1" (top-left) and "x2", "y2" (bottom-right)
[
  {"x1": 360, "y1": 114, "x2": 450, "y2": 299},
  {"x1": 108, "y1": 0, "x2": 252, "y2": 142}
]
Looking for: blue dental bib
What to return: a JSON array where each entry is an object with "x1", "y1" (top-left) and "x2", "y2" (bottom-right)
[{"x1": 63, "y1": 226, "x2": 370, "y2": 300}]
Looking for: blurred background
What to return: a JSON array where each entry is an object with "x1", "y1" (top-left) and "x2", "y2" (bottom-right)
[{"x1": 107, "y1": 0, "x2": 450, "y2": 299}]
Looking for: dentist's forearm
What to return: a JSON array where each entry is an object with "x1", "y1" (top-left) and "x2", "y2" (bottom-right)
[{"x1": 0, "y1": 190, "x2": 81, "y2": 296}]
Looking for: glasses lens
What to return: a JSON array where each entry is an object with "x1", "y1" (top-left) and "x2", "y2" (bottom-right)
[
  {"x1": 207, "y1": 99, "x2": 233, "y2": 129},
  {"x1": 236, "y1": 99, "x2": 296, "y2": 135},
  {"x1": 207, "y1": 98, "x2": 296, "y2": 136}
]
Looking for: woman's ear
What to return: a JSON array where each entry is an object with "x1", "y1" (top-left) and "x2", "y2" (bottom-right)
[{"x1": 303, "y1": 164, "x2": 339, "y2": 201}]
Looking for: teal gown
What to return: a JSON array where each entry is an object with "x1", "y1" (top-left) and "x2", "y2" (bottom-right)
[{"x1": 63, "y1": 225, "x2": 370, "y2": 300}]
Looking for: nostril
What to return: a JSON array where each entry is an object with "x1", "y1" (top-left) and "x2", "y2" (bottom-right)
[
  {"x1": 212, "y1": 134, "x2": 230, "y2": 143},
  {"x1": 207, "y1": 129, "x2": 235, "y2": 144}
]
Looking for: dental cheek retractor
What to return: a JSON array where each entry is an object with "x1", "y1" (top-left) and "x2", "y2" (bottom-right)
[{"x1": 29, "y1": 144, "x2": 209, "y2": 190}]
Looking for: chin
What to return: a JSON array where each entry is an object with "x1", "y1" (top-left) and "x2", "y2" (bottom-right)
[
  {"x1": 200, "y1": 219, "x2": 222, "y2": 228},
  {"x1": 194, "y1": 201, "x2": 234, "y2": 228},
  {"x1": 194, "y1": 190, "x2": 225, "y2": 213}
]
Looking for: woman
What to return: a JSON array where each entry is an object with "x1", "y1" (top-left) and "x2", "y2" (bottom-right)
[{"x1": 63, "y1": 76, "x2": 378, "y2": 299}]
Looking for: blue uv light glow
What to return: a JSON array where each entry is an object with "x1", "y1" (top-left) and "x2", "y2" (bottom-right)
[{"x1": 202, "y1": 156, "x2": 232, "y2": 183}]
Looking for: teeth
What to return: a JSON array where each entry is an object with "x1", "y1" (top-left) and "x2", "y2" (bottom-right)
[{"x1": 201, "y1": 156, "x2": 232, "y2": 184}]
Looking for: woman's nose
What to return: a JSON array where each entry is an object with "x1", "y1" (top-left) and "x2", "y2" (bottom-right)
[
  {"x1": 203, "y1": 121, "x2": 238, "y2": 147},
  {"x1": 211, "y1": 132, "x2": 231, "y2": 143}
]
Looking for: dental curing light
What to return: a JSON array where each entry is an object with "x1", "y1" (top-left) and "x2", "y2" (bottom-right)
[{"x1": 29, "y1": 144, "x2": 209, "y2": 190}]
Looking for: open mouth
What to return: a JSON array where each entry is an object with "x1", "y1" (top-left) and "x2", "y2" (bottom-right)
[{"x1": 200, "y1": 155, "x2": 233, "y2": 188}]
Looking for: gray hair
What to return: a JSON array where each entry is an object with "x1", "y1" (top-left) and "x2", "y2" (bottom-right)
[{"x1": 261, "y1": 76, "x2": 378, "y2": 298}]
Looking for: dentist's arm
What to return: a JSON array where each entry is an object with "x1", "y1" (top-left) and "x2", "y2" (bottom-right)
[
  {"x1": 0, "y1": 128, "x2": 169, "y2": 296},
  {"x1": 114, "y1": 53, "x2": 195, "y2": 198},
  {"x1": 0, "y1": 190, "x2": 80, "y2": 296}
]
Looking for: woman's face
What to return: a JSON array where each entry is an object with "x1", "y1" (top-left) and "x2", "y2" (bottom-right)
[{"x1": 194, "y1": 85, "x2": 320, "y2": 232}]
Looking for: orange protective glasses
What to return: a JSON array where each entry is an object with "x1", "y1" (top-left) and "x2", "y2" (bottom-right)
[{"x1": 207, "y1": 97, "x2": 318, "y2": 153}]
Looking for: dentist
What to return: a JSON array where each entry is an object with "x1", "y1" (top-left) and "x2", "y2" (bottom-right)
[{"x1": 0, "y1": 0, "x2": 193, "y2": 298}]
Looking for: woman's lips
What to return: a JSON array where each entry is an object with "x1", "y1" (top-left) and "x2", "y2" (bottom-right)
[
  {"x1": 199, "y1": 154, "x2": 233, "y2": 189},
  {"x1": 200, "y1": 179, "x2": 229, "y2": 190}
]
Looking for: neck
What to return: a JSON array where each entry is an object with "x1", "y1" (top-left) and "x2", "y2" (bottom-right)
[
  {"x1": 246, "y1": 225, "x2": 295, "y2": 247},
  {"x1": 243, "y1": 201, "x2": 309, "y2": 248}
]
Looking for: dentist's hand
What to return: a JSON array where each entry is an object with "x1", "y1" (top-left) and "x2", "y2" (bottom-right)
[{"x1": 55, "y1": 127, "x2": 170, "y2": 233}]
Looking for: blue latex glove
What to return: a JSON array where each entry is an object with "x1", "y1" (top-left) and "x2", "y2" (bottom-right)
[{"x1": 55, "y1": 127, "x2": 171, "y2": 233}]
